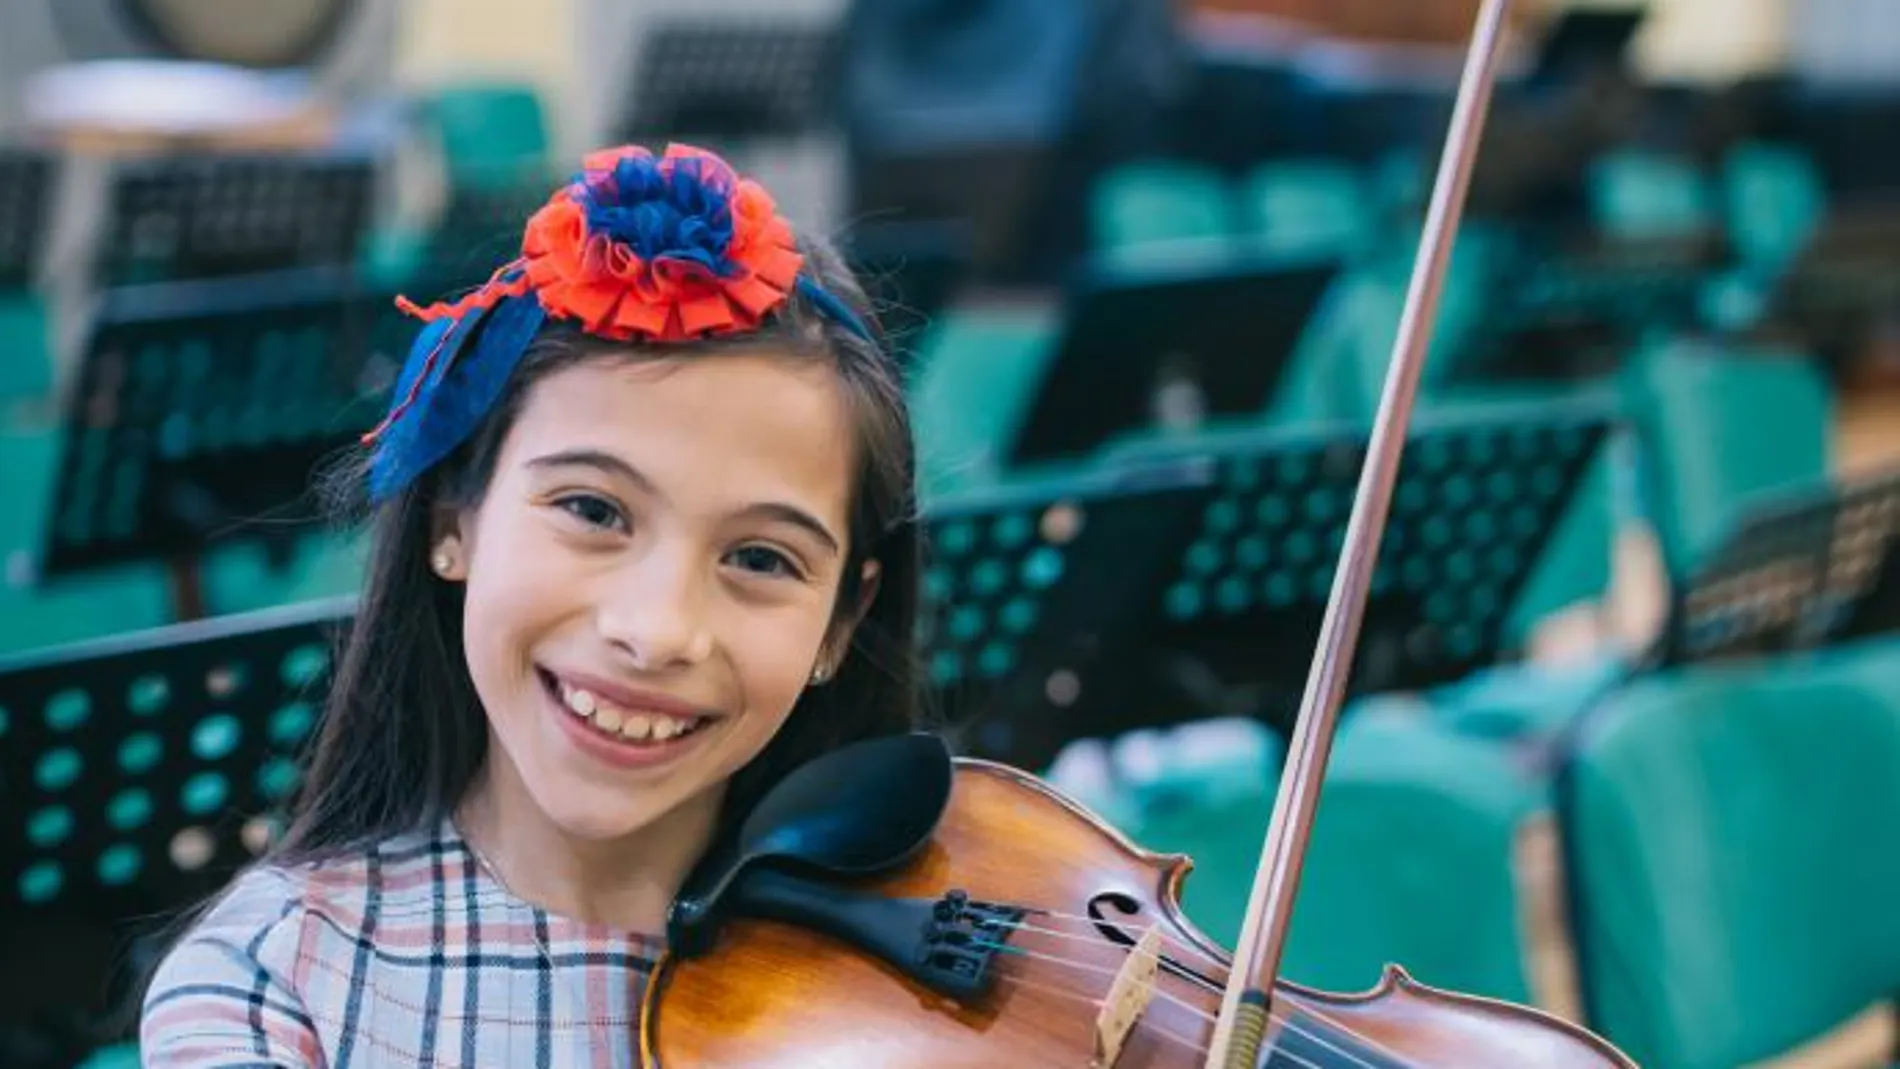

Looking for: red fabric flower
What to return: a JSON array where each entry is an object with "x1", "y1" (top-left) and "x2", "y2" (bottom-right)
[{"x1": 397, "y1": 143, "x2": 806, "y2": 343}]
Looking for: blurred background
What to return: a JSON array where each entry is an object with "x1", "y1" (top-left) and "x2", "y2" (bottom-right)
[{"x1": 2, "y1": 0, "x2": 1899, "y2": 1066}]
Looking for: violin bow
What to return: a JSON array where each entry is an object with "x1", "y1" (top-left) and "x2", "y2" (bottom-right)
[{"x1": 1202, "y1": 0, "x2": 1515, "y2": 1065}]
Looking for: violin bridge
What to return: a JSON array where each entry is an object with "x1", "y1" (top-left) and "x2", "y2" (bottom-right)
[{"x1": 1092, "y1": 924, "x2": 1163, "y2": 1068}]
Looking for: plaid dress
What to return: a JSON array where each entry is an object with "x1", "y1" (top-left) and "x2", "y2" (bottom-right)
[{"x1": 140, "y1": 820, "x2": 665, "y2": 1068}]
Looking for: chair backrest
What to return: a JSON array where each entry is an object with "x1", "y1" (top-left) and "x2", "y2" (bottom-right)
[
  {"x1": 1239, "y1": 158, "x2": 1374, "y2": 260},
  {"x1": 1280, "y1": 711, "x2": 1550, "y2": 1005},
  {"x1": 1089, "y1": 160, "x2": 1236, "y2": 253},
  {"x1": 1721, "y1": 141, "x2": 1827, "y2": 274},
  {"x1": 1560, "y1": 657, "x2": 1900, "y2": 1069},
  {"x1": 1619, "y1": 339, "x2": 1834, "y2": 579},
  {"x1": 428, "y1": 82, "x2": 551, "y2": 188},
  {"x1": 1587, "y1": 149, "x2": 1717, "y2": 240},
  {"x1": 1108, "y1": 708, "x2": 1553, "y2": 1008}
]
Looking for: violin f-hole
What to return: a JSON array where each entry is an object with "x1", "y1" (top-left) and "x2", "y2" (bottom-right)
[{"x1": 1086, "y1": 892, "x2": 1223, "y2": 991}]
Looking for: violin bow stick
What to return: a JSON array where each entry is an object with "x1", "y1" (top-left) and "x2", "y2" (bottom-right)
[{"x1": 1201, "y1": 1, "x2": 1515, "y2": 1065}]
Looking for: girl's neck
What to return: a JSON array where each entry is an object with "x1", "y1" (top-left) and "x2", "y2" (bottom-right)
[{"x1": 455, "y1": 761, "x2": 722, "y2": 937}]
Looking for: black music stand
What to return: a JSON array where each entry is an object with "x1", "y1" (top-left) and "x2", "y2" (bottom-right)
[
  {"x1": 918, "y1": 462, "x2": 1216, "y2": 770},
  {"x1": 1528, "y1": 6, "x2": 1647, "y2": 88},
  {"x1": 1662, "y1": 467, "x2": 1900, "y2": 665},
  {"x1": 40, "y1": 268, "x2": 397, "y2": 613},
  {"x1": 95, "y1": 152, "x2": 377, "y2": 286},
  {"x1": 1104, "y1": 397, "x2": 1614, "y2": 737},
  {"x1": 618, "y1": 19, "x2": 839, "y2": 141},
  {"x1": 0, "y1": 149, "x2": 53, "y2": 291},
  {"x1": 0, "y1": 597, "x2": 350, "y2": 1056},
  {"x1": 1474, "y1": 226, "x2": 1729, "y2": 380},
  {"x1": 1004, "y1": 249, "x2": 1339, "y2": 467}
]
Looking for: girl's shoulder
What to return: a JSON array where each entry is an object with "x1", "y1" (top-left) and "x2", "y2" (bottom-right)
[{"x1": 139, "y1": 823, "x2": 465, "y2": 1067}]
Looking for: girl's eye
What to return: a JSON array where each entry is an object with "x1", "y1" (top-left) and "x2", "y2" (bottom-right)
[
  {"x1": 728, "y1": 545, "x2": 800, "y2": 578},
  {"x1": 555, "y1": 494, "x2": 626, "y2": 531}
]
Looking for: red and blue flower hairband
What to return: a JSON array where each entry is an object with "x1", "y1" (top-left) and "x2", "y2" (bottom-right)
[{"x1": 360, "y1": 143, "x2": 873, "y2": 502}]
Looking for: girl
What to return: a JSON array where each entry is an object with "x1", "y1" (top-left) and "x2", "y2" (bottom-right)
[{"x1": 139, "y1": 144, "x2": 922, "y2": 1067}]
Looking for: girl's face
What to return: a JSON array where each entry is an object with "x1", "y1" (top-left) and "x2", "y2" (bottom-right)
[{"x1": 441, "y1": 349, "x2": 870, "y2": 847}]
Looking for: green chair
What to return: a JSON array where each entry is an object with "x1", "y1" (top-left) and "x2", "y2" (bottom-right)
[
  {"x1": 1089, "y1": 160, "x2": 1236, "y2": 255},
  {"x1": 1721, "y1": 141, "x2": 1826, "y2": 277},
  {"x1": 1268, "y1": 223, "x2": 1513, "y2": 427},
  {"x1": 1109, "y1": 709, "x2": 1551, "y2": 1008},
  {"x1": 908, "y1": 302, "x2": 1061, "y2": 499},
  {"x1": 1560, "y1": 661, "x2": 1900, "y2": 1069},
  {"x1": 1587, "y1": 149, "x2": 1717, "y2": 240},
  {"x1": 1238, "y1": 158, "x2": 1374, "y2": 260},
  {"x1": 426, "y1": 82, "x2": 551, "y2": 189},
  {"x1": 1618, "y1": 338, "x2": 1834, "y2": 579},
  {"x1": 0, "y1": 294, "x2": 51, "y2": 402},
  {"x1": 0, "y1": 426, "x2": 173, "y2": 656},
  {"x1": 1279, "y1": 711, "x2": 1551, "y2": 1005},
  {"x1": 200, "y1": 528, "x2": 368, "y2": 617}
]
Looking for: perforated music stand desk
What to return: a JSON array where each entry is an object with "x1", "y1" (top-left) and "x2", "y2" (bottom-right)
[
  {"x1": 0, "y1": 596, "x2": 350, "y2": 1038},
  {"x1": 618, "y1": 19, "x2": 838, "y2": 141},
  {"x1": 95, "y1": 151, "x2": 376, "y2": 286},
  {"x1": 1004, "y1": 249, "x2": 1339, "y2": 468},
  {"x1": 0, "y1": 148, "x2": 53, "y2": 291},
  {"x1": 1662, "y1": 467, "x2": 1900, "y2": 665},
  {"x1": 1474, "y1": 226, "x2": 1728, "y2": 380},
  {"x1": 1101, "y1": 396, "x2": 1614, "y2": 738},
  {"x1": 917, "y1": 460, "x2": 1217, "y2": 769},
  {"x1": 42, "y1": 268, "x2": 396, "y2": 593}
]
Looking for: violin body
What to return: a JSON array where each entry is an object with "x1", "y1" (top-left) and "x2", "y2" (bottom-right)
[{"x1": 640, "y1": 759, "x2": 1638, "y2": 1068}]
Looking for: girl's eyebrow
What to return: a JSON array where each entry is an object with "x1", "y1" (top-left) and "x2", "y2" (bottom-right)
[{"x1": 527, "y1": 448, "x2": 842, "y2": 555}]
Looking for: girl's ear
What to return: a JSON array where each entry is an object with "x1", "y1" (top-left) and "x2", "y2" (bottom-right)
[
  {"x1": 430, "y1": 505, "x2": 469, "y2": 581},
  {"x1": 818, "y1": 560, "x2": 881, "y2": 679}
]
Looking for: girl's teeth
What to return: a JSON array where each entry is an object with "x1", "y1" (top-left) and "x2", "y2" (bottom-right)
[{"x1": 557, "y1": 679, "x2": 699, "y2": 743}]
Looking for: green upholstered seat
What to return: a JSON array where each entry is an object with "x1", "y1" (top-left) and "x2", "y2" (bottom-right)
[
  {"x1": 0, "y1": 293, "x2": 51, "y2": 402},
  {"x1": 908, "y1": 302, "x2": 1060, "y2": 499},
  {"x1": 1587, "y1": 149, "x2": 1717, "y2": 240},
  {"x1": 1278, "y1": 711, "x2": 1547, "y2": 1003},
  {"x1": 1103, "y1": 710, "x2": 1547, "y2": 1007},
  {"x1": 1238, "y1": 158, "x2": 1374, "y2": 260},
  {"x1": 427, "y1": 82, "x2": 551, "y2": 189},
  {"x1": 1618, "y1": 339, "x2": 1833, "y2": 579},
  {"x1": 200, "y1": 528, "x2": 368, "y2": 617},
  {"x1": 0, "y1": 426, "x2": 172, "y2": 656},
  {"x1": 1561, "y1": 659, "x2": 1900, "y2": 1069},
  {"x1": 1090, "y1": 160, "x2": 1237, "y2": 253},
  {"x1": 1721, "y1": 141, "x2": 1826, "y2": 276}
]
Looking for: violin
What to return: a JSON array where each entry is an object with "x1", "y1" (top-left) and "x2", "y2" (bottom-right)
[{"x1": 642, "y1": 0, "x2": 1644, "y2": 1064}]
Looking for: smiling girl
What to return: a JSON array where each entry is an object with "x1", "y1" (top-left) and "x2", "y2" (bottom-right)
[{"x1": 139, "y1": 144, "x2": 921, "y2": 1067}]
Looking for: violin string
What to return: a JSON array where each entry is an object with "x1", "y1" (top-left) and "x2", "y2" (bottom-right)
[
  {"x1": 980, "y1": 945, "x2": 1413, "y2": 1069},
  {"x1": 1012, "y1": 907, "x2": 1230, "y2": 972},
  {"x1": 983, "y1": 928, "x2": 1432, "y2": 1069},
  {"x1": 1001, "y1": 908, "x2": 1431, "y2": 1069},
  {"x1": 986, "y1": 973, "x2": 1208, "y2": 1056},
  {"x1": 983, "y1": 947, "x2": 1372, "y2": 1069}
]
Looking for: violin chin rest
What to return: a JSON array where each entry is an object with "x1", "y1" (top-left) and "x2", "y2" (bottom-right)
[{"x1": 667, "y1": 732, "x2": 954, "y2": 951}]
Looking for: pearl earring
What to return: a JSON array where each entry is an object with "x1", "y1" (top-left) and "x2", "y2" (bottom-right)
[
  {"x1": 432, "y1": 549, "x2": 454, "y2": 575},
  {"x1": 811, "y1": 664, "x2": 828, "y2": 685}
]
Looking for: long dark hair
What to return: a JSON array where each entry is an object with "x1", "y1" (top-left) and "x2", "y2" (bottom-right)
[{"x1": 280, "y1": 233, "x2": 922, "y2": 863}]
